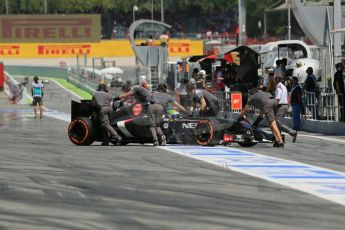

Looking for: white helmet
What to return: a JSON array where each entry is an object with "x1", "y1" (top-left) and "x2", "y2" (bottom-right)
[
  {"x1": 197, "y1": 70, "x2": 206, "y2": 78},
  {"x1": 139, "y1": 75, "x2": 146, "y2": 82}
]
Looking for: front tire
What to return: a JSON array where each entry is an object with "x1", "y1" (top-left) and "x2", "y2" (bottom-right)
[{"x1": 68, "y1": 117, "x2": 94, "y2": 145}]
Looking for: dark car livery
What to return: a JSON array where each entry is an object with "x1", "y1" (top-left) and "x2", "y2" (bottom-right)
[{"x1": 68, "y1": 99, "x2": 278, "y2": 147}]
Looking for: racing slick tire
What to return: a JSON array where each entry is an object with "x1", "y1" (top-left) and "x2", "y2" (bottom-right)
[
  {"x1": 68, "y1": 117, "x2": 94, "y2": 145},
  {"x1": 193, "y1": 118, "x2": 222, "y2": 146}
]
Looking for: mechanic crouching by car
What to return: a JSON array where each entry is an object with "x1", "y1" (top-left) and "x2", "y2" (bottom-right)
[
  {"x1": 190, "y1": 84, "x2": 220, "y2": 117},
  {"x1": 92, "y1": 83, "x2": 122, "y2": 146},
  {"x1": 149, "y1": 83, "x2": 187, "y2": 146},
  {"x1": 238, "y1": 83, "x2": 285, "y2": 148}
]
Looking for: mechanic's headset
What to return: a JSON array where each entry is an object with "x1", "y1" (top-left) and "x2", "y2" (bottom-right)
[{"x1": 121, "y1": 83, "x2": 131, "y2": 93}]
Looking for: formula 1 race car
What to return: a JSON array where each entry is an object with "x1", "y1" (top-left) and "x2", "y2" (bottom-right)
[{"x1": 68, "y1": 99, "x2": 278, "y2": 147}]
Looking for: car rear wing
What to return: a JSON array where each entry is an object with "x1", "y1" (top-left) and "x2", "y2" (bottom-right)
[{"x1": 71, "y1": 100, "x2": 93, "y2": 120}]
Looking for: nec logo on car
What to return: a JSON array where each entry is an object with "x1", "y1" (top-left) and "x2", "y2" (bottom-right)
[{"x1": 182, "y1": 123, "x2": 198, "y2": 129}]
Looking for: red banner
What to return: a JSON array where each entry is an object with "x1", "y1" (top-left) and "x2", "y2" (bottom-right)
[
  {"x1": 231, "y1": 92, "x2": 242, "y2": 111},
  {"x1": 0, "y1": 62, "x2": 4, "y2": 90}
]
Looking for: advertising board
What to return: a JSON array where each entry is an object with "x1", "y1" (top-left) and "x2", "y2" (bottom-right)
[{"x1": 0, "y1": 15, "x2": 100, "y2": 43}]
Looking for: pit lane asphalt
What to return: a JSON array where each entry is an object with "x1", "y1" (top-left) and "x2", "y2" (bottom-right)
[{"x1": 1, "y1": 79, "x2": 345, "y2": 230}]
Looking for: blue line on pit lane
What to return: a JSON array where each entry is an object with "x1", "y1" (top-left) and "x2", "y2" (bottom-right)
[
  {"x1": 162, "y1": 145, "x2": 345, "y2": 206},
  {"x1": 232, "y1": 165, "x2": 308, "y2": 168}
]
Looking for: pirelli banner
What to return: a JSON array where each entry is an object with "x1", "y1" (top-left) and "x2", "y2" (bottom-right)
[
  {"x1": 0, "y1": 15, "x2": 100, "y2": 43},
  {"x1": 0, "y1": 40, "x2": 203, "y2": 58}
]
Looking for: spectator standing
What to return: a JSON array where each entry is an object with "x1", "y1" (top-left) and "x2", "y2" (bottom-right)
[
  {"x1": 290, "y1": 76, "x2": 303, "y2": 130},
  {"x1": 175, "y1": 78, "x2": 189, "y2": 107},
  {"x1": 275, "y1": 75, "x2": 297, "y2": 142},
  {"x1": 303, "y1": 67, "x2": 318, "y2": 119},
  {"x1": 31, "y1": 76, "x2": 44, "y2": 119},
  {"x1": 146, "y1": 35, "x2": 154, "y2": 46},
  {"x1": 266, "y1": 69, "x2": 276, "y2": 96},
  {"x1": 276, "y1": 58, "x2": 287, "y2": 80},
  {"x1": 262, "y1": 67, "x2": 270, "y2": 91},
  {"x1": 275, "y1": 59, "x2": 281, "y2": 73},
  {"x1": 159, "y1": 31, "x2": 169, "y2": 47},
  {"x1": 213, "y1": 66, "x2": 225, "y2": 91},
  {"x1": 333, "y1": 63, "x2": 345, "y2": 122}
]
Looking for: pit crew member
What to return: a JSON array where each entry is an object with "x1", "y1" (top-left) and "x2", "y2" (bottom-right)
[
  {"x1": 92, "y1": 83, "x2": 121, "y2": 145},
  {"x1": 118, "y1": 83, "x2": 152, "y2": 105},
  {"x1": 238, "y1": 85, "x2": 284, "y2": 148},
  {"x1": 149, "y1": 83, "x2": 187, "y2": 146},
  {"x1": 190, "y1": 84, "x2": 220, "y2": 117}
]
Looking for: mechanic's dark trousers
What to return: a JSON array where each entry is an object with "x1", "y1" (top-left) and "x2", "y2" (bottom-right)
[
  {"x1": 338, "y1": 94, "x2": 345, "y2": 122},
  {"x1": 275, "y1": 104, "x2": 295, "y2": 136},
  {"x1": 100, "y1": 106, "x2": 119, "y2": 143},
  {"x1": 148, "y1": 103, "x2": 164, "y2": 141}
]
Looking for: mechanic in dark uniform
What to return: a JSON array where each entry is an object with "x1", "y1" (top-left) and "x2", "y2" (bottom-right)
[
  {"x1": 119, "y1": 83, "x2": 153, "y2": 105},
  {"x1": 238, "y1": 85, "x2": 284, "y2": 148},
  {"x1": 93, "y1": 83, "x2": 121, "y2": 146},
  {"x1": 190, "y1": 84, "x2": 220, "y2": 116},
  {"x1": 149, "y1": 83, "x2": 187, "y2": 146}
]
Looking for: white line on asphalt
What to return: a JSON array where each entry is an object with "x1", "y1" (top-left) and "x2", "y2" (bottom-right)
[
  {"x1": 56, "y1": 191, "x2": 64, "y2": 197},
  {"x1": 298, "y1": 134, "x2": 345, "y2": 143},
  {"x1": 76, "y1": 191, "x2": 87, "y2": 199},
  {"x1": 50, "y1": 79, "x2": 83, "y2": 100}
]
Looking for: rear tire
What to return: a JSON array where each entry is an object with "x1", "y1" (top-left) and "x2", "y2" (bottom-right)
[
  {"x1": 194, "y1": 119, "x2": 221, "y2": 146},
  {"x1": 68, "y1": 117, "x2": 94, "y2": 145}
]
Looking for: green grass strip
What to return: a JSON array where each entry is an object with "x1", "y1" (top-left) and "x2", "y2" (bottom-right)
[
  {"x1": 49, "y1": 77, "x2": 92, "y2": 99},
  {"x1": 12, "y1": 75, "x2": 93, "y2": 100}
]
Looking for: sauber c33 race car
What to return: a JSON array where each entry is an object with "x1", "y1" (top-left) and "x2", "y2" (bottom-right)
[{"x1": 68, "y1": 99, "x2": 278, "y2": 147}]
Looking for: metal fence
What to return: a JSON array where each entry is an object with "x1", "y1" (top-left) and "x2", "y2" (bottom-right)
[
  {"x1": 211, "y1": 90, "x2": 343, "y2": 122},
  {"x1": 68, "y1": 55, "x2": 138, "y2": 94}
]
